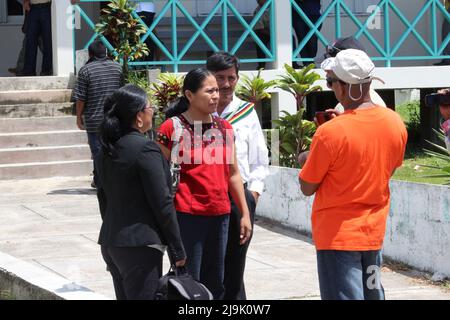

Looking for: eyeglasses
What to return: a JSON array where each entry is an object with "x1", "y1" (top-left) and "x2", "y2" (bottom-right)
[
  {"x1": 142, "y1": 105, "x2": 156, "y2": 112},
  {"x1": 326, "y1": 76, "x2": 341, "y2": 88}
]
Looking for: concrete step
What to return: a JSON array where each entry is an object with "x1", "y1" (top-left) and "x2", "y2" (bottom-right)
[
  {"x1": 0, "y1": 76, "x2": 71, "y2": 91},
  {"x1": 0, "y1": 145, "x2": 91, "y2": 165},
  {"x1": 0, "y1": 116, "x2": 78, "y2": 133},
  {"x1": 0, "y1": 89, "x2": 72, "y2": 105},
  {"x1": 0, "y1": 130, "x2": 87, "y2": 148},
  {"x1": 0, "y1": 103, "x2": 73, "y2": 118},
  {"x1": 0, "y1": 160, "x2": 93, "y2": 180}
]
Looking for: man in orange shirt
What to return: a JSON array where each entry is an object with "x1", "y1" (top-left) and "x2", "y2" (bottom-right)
[{"x1": 298, "y1": 49, "x2": 407, "y2": 300}]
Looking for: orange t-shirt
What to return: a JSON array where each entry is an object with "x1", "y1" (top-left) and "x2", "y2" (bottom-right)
[{"x1": 299, "y1": 106, "x2": 407, "y2": 251}]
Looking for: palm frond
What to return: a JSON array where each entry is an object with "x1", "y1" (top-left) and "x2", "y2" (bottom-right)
[
  {"x1": 235, "y1": 70, "x2": 277, "y2": 103},
  {"x1": 276, "y1": 63, "x2": 322, "y2": 110}
]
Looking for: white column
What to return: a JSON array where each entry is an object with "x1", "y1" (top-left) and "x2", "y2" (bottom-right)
[
  {"x1": 270, "y1": 0, "x2": 293, "y2": 70},
  {"x1": 51, "y1": 1, "x2": 75, "y2": 76},
  {"x1": 268, "y1": 0, "x2": 296, "y2": 117}
]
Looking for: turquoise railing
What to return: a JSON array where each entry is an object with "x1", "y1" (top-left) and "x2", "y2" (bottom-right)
[
  {"x1": 72, "y1": 0, "x2": 276, "y2": 72},
  {"x1": 73, "y1": 0, "x2": 450, "y2": 71},
  {"x1": 291, "y1": 0, "x2": 450, "y2": 67}
]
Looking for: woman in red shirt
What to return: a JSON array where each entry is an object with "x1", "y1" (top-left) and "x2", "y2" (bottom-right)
[{"x1": 157, "y1": 68, "x2": 251, "y2": 299}]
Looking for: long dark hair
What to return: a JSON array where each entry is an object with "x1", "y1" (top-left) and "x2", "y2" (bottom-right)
[
  {"x1": 100, "y1": 84, "x2": 148, "y2": 156},
  {"x1": 165, "y1": 68, "x2": 213, "y2": 118}
]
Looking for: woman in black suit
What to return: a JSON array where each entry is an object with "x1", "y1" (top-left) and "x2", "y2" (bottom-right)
[{"x1": 96, "y1": 84, "x2": 186, "y2": 300}]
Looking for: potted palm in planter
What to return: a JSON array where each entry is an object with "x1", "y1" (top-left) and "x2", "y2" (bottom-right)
[{"x1": 273, "y1": 64, "x2": 322, "y2": 168}]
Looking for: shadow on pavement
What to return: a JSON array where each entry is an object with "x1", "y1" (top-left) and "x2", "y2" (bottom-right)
[{"x1": 255, "y1": 216, "x2": 314, "y2": 245}]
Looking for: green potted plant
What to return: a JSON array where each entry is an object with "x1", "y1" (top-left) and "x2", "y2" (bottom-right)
[
  {"x1": 271, "y1": 64, "x2": 322, "y2": 168},
  {"x1": 272, "y1": 109, "x2": 316, "y2": 168},
  {"x1": 95, "y1": 0, "x2": 149, "y2": 77}
]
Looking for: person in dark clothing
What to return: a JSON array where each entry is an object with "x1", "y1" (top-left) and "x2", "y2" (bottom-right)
[
  {"x1": 8, "y1": 6, "x2": 43, "y2": 75},
  {"x1": 96, "y1": 84, "x2": 186, "y2": 300},
  {"x1": 292, "y1": 0, "x2": 322, "y2": 68},
  {"x1": 17, "y1": 0, "x2": 52, "y2": 76}
]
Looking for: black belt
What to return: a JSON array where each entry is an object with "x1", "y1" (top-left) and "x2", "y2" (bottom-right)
[{"x1": 31, "y1": 2, "x2": 51, "y2": 8}]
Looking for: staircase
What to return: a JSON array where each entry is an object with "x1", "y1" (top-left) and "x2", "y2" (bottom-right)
[{"x1": 0, "y1": 77, "x2": 92, "y2": 180}]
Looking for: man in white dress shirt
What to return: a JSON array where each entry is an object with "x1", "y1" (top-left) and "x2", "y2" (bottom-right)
[{"x1": 207, "y1": 52, "x2": 269, "y2": 300}]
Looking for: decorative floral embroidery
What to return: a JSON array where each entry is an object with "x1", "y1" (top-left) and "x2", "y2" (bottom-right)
[{"x1": 177, "y1": 115, "x2": 228, "y2": 149}]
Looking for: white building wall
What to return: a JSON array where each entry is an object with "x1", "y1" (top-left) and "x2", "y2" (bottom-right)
[
  {"x1": 52, "y1": 0, "x2": 75, "y2": 77},
  {"x1": 257, "y1": 166, "x2": 450, "y2": 277}
]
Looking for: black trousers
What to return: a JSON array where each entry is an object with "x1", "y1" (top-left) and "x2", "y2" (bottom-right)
[
  {"x1": 223, "y1": 187, "x2": 256, "y2": 300},
  {"x1": 101, "y1": 246, "x2": 163, "y2": 300},
  {"x1": 23, "y1": 4, "x2": 52, "y2": 75}
]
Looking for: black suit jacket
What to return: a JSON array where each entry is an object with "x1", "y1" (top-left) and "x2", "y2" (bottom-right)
[{"x1": 96, "y1": 130, "x2": 185, "y2": 263}]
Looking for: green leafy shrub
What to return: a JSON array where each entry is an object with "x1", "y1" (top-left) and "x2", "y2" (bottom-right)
[
  {"x1": 396, "y1": 100, "x2": 421, "y2": 146},
  {"x1": 149, "y1": 73, "x2": 185, "y2": 127},
  {"x1": 272, "y1": 109, "x2": 316, "y2": 168}
]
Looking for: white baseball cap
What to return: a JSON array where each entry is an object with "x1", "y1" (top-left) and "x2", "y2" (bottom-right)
[{"x1": 321, "y1": 49, "x2": 385, "y2": 85}]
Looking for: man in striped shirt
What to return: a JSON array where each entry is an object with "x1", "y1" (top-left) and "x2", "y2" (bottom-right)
[{"x1": 72, "y1": 40, "x2": 123, "y2": 187}]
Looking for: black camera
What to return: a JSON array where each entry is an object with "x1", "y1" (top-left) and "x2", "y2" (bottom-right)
[{"x1": 425, "y1": 91, "x2": 450, "y2": 107}]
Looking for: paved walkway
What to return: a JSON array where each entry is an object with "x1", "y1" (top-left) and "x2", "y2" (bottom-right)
[{"x1": 0, "y1": 176, "x2": 449, "y2": 300}]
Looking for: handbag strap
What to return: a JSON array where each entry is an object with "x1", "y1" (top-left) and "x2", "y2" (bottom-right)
[
  {"x1": 172, "y1": 265, "x2": 188, "y2": 276},
  {"x1": 171, "y1": 116, "x2": 183, "y2": 165},
  {"x1": 170, "y1": 116, "x2": 183, "y2": 196}
]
